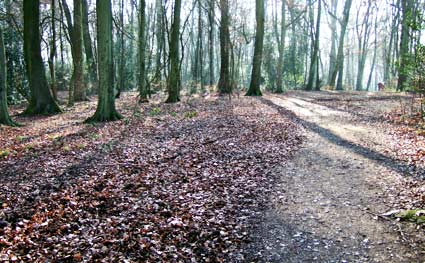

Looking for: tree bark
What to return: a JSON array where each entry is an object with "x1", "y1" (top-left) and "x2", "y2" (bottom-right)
[
  {"x1": 0, "y1": 26, "x2": 17, "y2": 126},
  {"x1": 154, "y1": 0, "x2": 163, "y2": 83},
  {"x1": 246, "y1": 0, "x2": 264, "y2": 96},
  {"x1": 48, "y1": 0, "x2": 58, "y2": 101},
  {"x1": 72, "y1": 0, "x2": 86, "y2": 102},
  {"x1": 23, "y1": 0, "x2": 61, "y2": 115},
  {"x1": 397, "y1": 0, "x2": 413, "y2": 91},
  {"x1": 218, "y1": 0, "x2": 231, "y2": 94},
  {"x1": 327, "y1": 0, "x2": 338, "y2": 85},
  {"x1": 165, "y1": 0, "x2": 182, "y2": 103},
  {"x1": 306, "y1": 0, "x2": 321, "y2": 91},
  {"x1": 82, "y1": 0, "x2": 98, "y2": 91},
  {"x1": 275, "y1": 0, "x2": 286, "y2": 93},
  {"x1": 86, "y1": 0, "x2": 122, "y2": 122},
  {"x1": 329, "y1": 0, "x2": 352, "y2": 90},
  {"x1": 355, "y1": 0, "x2": 372, "y2": 91},
  {"x1": 208, "y1": 0, "x2": 215, "y2": 87},
  {"x1": 139, "y1": 0, "x2": 149, "y2": 102}
]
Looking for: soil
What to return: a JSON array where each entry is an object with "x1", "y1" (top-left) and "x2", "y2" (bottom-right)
[{"x1": 244, "y1": 91, "x2": 425, "y2": 263}]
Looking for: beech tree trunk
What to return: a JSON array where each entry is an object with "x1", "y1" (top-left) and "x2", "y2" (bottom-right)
[
  {"x1": 275, "y1": 0, "x2": 286, "y2": 93},
  {"x1": 23, "y1": 0, "x2": 61, "y2": 115},
  {"x1": 0, "y1": 26, "x2": 17, "y2": 126},
  {"x1": 208, "y1": 0, "x2": 215, "y2": 87},
  {"x1": 246, "y1": 0, "x2": 264, "y2": 96},
  {"x1": 139, "y1": 0, "x2": 149, "y2": 102},
  {"x1": 165, "y1": 0, "x2": 182, "y2": 103},
  {"x1": 72, "y1": 0, "x2": 86, "y2": 102},
  {"x1": 306, "y1": 0, "x2": 321, "y2": 91},
  {"x1": 397, "y1": 0, "x2": 413, "y2": 91},
  {"x1": 329, "y1": 0, "x2": 352, "y2": 90},
  {"x1": 82, "y1": 0, "x2": 98, "y2": 91},
  {"x1": 327, "y1": 0, "x2": 338, "y2": 85},
  {"x1": 218, "y1": 0, "x2": 231, "y2": 94},
  {"x1": 48, "y1": 0, "x2": 58, "y2": 101},
  {"x1": 86, "y1": 0, "x2": 122, "y2": 122}
]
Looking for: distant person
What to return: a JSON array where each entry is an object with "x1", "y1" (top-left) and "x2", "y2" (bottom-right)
[{"x1": 378, "y1": 82, "x2": 385, "y2": 92}]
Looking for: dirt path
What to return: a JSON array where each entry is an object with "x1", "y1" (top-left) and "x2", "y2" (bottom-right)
[{"x1": 244, "y1": 92, "x2": 424, "y2": 262}]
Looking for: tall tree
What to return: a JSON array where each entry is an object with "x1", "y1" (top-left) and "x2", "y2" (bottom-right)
[
  {"x1": 139, "y1": 0, "x2": 149, "y2": 102},
  {"x1": 366, "y1": 15, "x2": 378, "y2": 91},
  {"x1": 61, "y1": 0, "x2": 86, "y2": 104},
  {"x1": 306, "y1": 0, "x2": 321, "y2": 91},
  {"x1": 355, "y1": 0, "x2": 373, "y2": 91},
  {"x1": 208, "y1": 0, "x2": 215, "y2": 87},
  {"x1": 329, "y1": 0, "x2": 352, "y2": 90},
  {"x1": 82, "y1": 0, "x2": 98, "y2": 90},
  {"x1": 383, "y1": 0, "x2": 400, "y2": 85},
  {"x1": 72, "y1": 0, "x2": 86, "y2": 102},
  {"x1": 86, "y1": 0, "x2": 122, "y2": 122},
  {"x1": 116, "y1": 0, "x2": 125, "y2": 99},
  {"x1": 217, "y1": 0, "x2": 231, "y2": 94},
  {"x1": 327, "y1": 0, "x2": 338, "y2": 85},
  {"x1": 246, "y1": 0, "x2": 265, "y2": 96},
  {"x1": 23, "y1": 0, "x2": 61, "y2": 115},
  {"x1": 397, "y1": 0, "x2": 414, "y2": 91},
  {"x1": 195, "y1": 0, "x2": 204, "y2": 91},
  {"x1": 154, "y1": 0, "x2": 164, "y2": 83},
  {"x1": 0, "y1": 27, "x2": 17, "y2": 126},
  {"x1": 288, "y1": 2, "x2": 298, "y2": 85},
  {"x1": 48, "y1": 0, "x2": 58, "y2": 101},
  {"x1": 275, "y1": 0, "x2": 287, "y2": 93},
  {"x1": 165, "y1": 0, "x2": 182, "y2": 103}
]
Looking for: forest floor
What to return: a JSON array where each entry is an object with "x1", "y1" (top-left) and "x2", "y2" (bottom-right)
[
  {"x1": 0, "y1": 92, "x2": 302, "y2": 262},
  {"x1": 244, "y1": 91, "x2": 425, "y2": 262},
  {"x1": 0, "y1": 91, "x2": 424, "y2": 262}
]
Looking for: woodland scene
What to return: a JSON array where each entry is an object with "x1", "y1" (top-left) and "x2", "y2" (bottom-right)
[{"x1": 0, "y1": 0, "x2": 425, "y2": 261}]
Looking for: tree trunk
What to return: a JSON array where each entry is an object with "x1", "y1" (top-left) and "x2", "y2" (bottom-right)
[
  {"x1": 139, "y1": 0, "x2": 149, "y2": 102},
  {"x1": 289, "y1": 5, "x2": 297, "y2": 85},
  {"x1": 117, "y1": 0, "x2": 125, "y2": 98},
  {"x1": 23, "y1": 0, "x2": 61, "y2": 115},
  {"x1": 327, "y1": 0, "x2": 338, "y2": 85},
  {"x1": 165, "y1": 0, "x2": 182, "y2": 103},
  {"x1": 246, "y1": 0, "x2": 264, "y2": 96},
  {"x1": 86, "y1": 0, "x2": 122, "y2": 122},
  {"x1": 218, "y1": 0, "x2": 231, "y2": 94},
  {"x1": 73, "y1": 0, "x2": 86, "y2": 102},
  {"x1": 397, "y1": 0, "x2": 413, "y2": 91},
  {"x1": 329, "y1": 0, "x2": 352, "y2": 90},
  {"x1": 49, "y1": 0, "x2": 58, "y2": 101},
  {"x1": 198, "y1": 1, "x2": 204, "y2": 92},
  {"x1": 367, "y1": 16, "x2": 378, "y2": 91},
  {"x1": 154, "y1": 0, "x2": 163, "y2": 83},
  {"x1": 82, "y1": 0, "x2": 98, "y2": 91},
  {"x1": 0, "y1": 27, "x2": 17, "y2": 126},
  {"x1": 275, "y1": 0, "x2": 286, "y2": 93},
  {"x1": 208, "y1": 0, "x2": 215, "y2": 87},
  {"x1": 355, "y1": 0, "x2": 372, "y2": 91},
  {"x1": 306, "y1": 0, "x2": 321, "y2": 91}
]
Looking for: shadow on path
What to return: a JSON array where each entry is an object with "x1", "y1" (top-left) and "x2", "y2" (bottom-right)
[{"x1": 258, "y1": 96, "x2": 425, "y2": 179}]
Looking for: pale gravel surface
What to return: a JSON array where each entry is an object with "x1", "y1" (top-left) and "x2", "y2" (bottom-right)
[{"x1": 244, "y1": 92, "x2": 425, "y2": 263}]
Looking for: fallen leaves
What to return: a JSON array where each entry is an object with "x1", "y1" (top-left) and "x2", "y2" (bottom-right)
[{"x1": 0, "y1": 93, "x2": 302, "y2": 261}]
